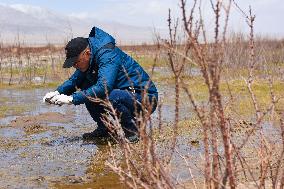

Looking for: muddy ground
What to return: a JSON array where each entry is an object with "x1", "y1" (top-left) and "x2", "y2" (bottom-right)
[
  {"x1": 0, "y1": 87, "x2": 194, "y2": 189},
  {"x1": 0, "y1": 86, "x2": 282, "y2": 189}
]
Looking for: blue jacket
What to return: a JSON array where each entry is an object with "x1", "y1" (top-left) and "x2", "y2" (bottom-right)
[{"x1": 57, "y1": 27, "x2": 158, "y2": 105}]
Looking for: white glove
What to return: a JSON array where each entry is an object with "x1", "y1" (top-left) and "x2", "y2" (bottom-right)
[
  {"x1": 43, "y1": 91, "x2": 60, "y2": 103},
  {"x1": 50, "y1": 94, "x2": 73, "y2": 105}
]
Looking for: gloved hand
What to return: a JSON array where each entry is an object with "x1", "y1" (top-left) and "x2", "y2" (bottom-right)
[
  {"x1": 43, "y1": 91, "x2": 60, "y2": 103},
  {"x1": 50, "y1": 94, "x2": 73, "y2": 105}
]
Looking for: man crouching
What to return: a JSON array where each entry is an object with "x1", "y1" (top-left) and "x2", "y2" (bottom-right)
[{"x1": 43, "y1": 27, "x2": 158, "y2": 143}]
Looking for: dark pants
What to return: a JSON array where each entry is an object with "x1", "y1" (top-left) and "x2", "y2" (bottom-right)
[{"x1": 85, "y1": 89, "x2": 157, "y2": 133}]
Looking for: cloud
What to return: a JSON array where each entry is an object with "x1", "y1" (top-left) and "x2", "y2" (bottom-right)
[
  {"x1": 1, "y1": 0, "x2": 284, "y2": 37},
  {"x1": 9, "y1": 3, "x2": 43, "y2": 14},
  {"x1": 69, "y1": 12, "x2": 92, "y2": 20},
  {"x1": 69, "y1": 0, "x2": 179, "y2": 28},
  {"x1": 3, "y1": 3, "x2": 56, "y2": 20}
]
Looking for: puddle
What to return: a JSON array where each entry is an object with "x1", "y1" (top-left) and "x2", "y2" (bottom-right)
[
  {"x1": 1, "y1": 88, "x2": 179, "y2": 188},
  {"x1": 0, "y1": 88, "x2": 112, "y2": 188},
  {"x1": 0, "y1": 127, "x2": 25, "y2": 138},
  {"x1": 0, "y1": 87, "x2": 280, "y2": 188},
  {"x1": 153, "y1": 67, "x2": 201, "y2": 77}
]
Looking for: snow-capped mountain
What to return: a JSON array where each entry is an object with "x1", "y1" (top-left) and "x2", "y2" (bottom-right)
[{"x1": 0, "y1": 4, "x2": 161, "y2": 45}]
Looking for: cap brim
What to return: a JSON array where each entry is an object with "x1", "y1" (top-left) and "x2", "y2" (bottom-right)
[{"x1": 63, "y1": 56, "x2": 78, "y2": 68}]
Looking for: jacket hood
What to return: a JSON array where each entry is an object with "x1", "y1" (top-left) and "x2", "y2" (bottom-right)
[
  {"x1": 86, "y1": 27, "x2": 115, "y2": 71},
  {"x1": 88, "y1": 27, "x2": 115, "y2": 55}
]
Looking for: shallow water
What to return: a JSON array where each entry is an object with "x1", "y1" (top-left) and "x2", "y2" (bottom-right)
[
  {"x1": 0, "y1": 88, "x2": 192, "y2": 188},
  {"x1": 0, "y1": 88, "x2": 105, "y2": 188},
  {"x1": 1, "y1": 87, "x2": 280, "y2": 188}
]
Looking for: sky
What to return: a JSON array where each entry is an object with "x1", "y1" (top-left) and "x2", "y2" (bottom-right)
[{"x1": 0, "y1": 0, "x2": 283, "y2": 37}]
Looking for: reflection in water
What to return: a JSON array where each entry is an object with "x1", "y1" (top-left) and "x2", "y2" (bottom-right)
[{"x1": 0, "y1": 88, "x2": 125, "y2": 188}]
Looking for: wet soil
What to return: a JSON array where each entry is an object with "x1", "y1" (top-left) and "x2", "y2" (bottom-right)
[
  {"x1": 1, "y1": 87, "x2": 282, "y2": 189},
  {"x1": 0, "y1": 88, "x2": 192, "y2": 189},
  {"x1": 0, "y1": 89, "x2": 114, "y2": 188}
]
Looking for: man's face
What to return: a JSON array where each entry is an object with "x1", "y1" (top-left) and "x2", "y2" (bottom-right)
[{"x1": 73, "y1": 47, "x2": 91, "y2": 72}]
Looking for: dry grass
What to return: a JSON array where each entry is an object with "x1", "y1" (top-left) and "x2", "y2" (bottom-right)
[
  {"x1": 0, "y1": 1, "x2": 283, "y2": 188},
  {"x1": 93, "y1": 1, "x2": 284, "y2": 189}
]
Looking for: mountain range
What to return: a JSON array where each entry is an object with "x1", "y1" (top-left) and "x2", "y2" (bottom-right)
[{"x1": 0, "y1": 4, "x2": 165, "y2": 45}]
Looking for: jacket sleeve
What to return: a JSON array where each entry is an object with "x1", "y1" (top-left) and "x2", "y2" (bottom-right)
[
  {"x1": 57, "y1": 70, "x2": 85, "y2": 96},
  {"x1": 72, "y1": 48, "x2": 120, "y2": 105}
]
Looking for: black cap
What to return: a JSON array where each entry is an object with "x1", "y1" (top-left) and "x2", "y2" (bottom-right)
[{"x1": 63, "y1": 37, "x2": 89, "y2": 68}]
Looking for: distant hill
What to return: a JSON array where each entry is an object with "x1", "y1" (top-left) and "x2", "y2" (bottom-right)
[{"x1": 0, "y1": 4, "x2": 165, "y2": 45}]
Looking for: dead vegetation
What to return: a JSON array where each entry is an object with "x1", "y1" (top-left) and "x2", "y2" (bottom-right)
[
  {"x1": 0, "y1": 1, "x2": 283, "y2": 188},
  {"x1": 94, "y1": 0, "x2": 284, "y2": 189}
]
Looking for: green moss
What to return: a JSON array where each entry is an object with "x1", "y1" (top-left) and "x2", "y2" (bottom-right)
[
  {"x1": 220, "y1": 79, "x2": 284, "y2": 116},
  {"x1": 0, "y1": 105, "x2": 31, "y2": 118},
  {"x1": 0, "y1": 82, "x2": 61, "y2": 90},
  {"x1": 0, "y1": 97, "x2": 9, "y2": 103},
  {"x1": 135, "y1": 56, "x2": 168, "y2": 69},
  {"x1": 0, "y1": 138, "x2": 33, "y2": 150},
  {"x1": 152, "y1": 73, "x2": 174, "y2": 83},
  {"x1": 153, "y1": 117, "x2": 202, "y2": 142},
  {"x1": 0, "y1": 106, "x2": 9, "y2": 118},
  {"x1": 19, "y1": 82, "x2": 61, "y2": 89},
  {"x1": 160, "y1": 74, "x2": 284, "y2": 117}
]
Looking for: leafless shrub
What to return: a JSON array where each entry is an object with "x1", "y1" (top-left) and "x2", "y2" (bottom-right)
[
  {"x1": 0, "y1": 42, "x2": 67, "y2": 85},
  {"x1": 102, "y1": 0, "x2": 284, "y2": 189},
  {"x1": 86, "y1": 92, "x2": 175, "y2": 189}
]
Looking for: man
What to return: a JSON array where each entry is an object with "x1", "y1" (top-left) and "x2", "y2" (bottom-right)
[{"x1": 43, "y1": 27, "x2": 158, "y2": 142}]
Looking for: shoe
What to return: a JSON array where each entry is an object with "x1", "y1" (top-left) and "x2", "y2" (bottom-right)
[
  {"x1": 121, "y1": 119, "x2": 139, "y2": 143},
  {"x1": 124, "y1": 129, "x2": 139, "y2": 143},
  {"x1": 82, "y1": 128, "x2": 110, "y2": 140},
  {"x1": 126, "y1": 134, "x2": 139, "y2": 143}
]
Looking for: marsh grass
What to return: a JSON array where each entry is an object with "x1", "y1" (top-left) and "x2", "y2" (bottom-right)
[
  {"x1": 0, "y1": 40, "x2": 283, "y2": 188},
  {"x1": 101, "y1": 1, "x2": 284, "y2": 189},
  {"x1": 135, "y1": 56, "x2": 168, "y2": 69},
  {"x1": 0, "y1": 6, "x2": 283, "y2": 188},
  {"x1": 0, "y1": 104, "x2": 30, "y2": 118},
  {"x1": 0, "y1": 82, "x2": 61, "y2": 90}
]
